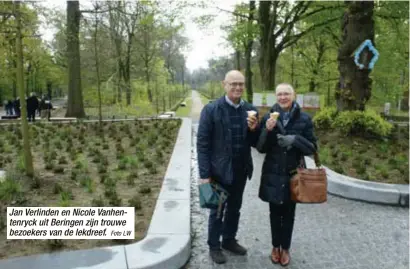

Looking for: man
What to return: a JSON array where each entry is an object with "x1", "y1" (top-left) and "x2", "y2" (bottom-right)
[
  {"x1": 5, "y1": 99, "x2": 13, "y2": 115},
  {"x1": 26, "y1": 92, "x2": 39, "y2": 122},
  {"x1": 197, "y1": 70, "x2": 260, "y2": 264},
  {"x1": 14, "y1": 97, "x2": 20, "y2": 117}
]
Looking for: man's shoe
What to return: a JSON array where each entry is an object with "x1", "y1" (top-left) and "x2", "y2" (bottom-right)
[
  {"x1": 210, "y1": 249, "x2": 227, "y2": 264},
  {"x1": 221, "y1": 240, "x2": 247, "y2": 255}
]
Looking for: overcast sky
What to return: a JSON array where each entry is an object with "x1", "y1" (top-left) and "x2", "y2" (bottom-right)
[{"x1": 38, "y1": 0, "x2": 243, "y2": 72}]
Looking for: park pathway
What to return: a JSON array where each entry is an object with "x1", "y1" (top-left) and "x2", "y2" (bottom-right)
[
  {"x1": 187, "y1": 91, "x2": 409, "y2": 269},
  {"x1": 190, "y1": 90, "x2": 204, "y2": 124}
]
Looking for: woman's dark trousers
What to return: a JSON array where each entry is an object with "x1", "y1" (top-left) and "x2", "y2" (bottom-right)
[{"x1": 269, "y1": 201, "x2": 296, "y2": 250}]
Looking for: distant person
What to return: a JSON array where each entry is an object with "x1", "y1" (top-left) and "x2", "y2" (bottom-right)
[
  {"x1": 14, "y1": 97, "x2": 20, "y2": 117},
  {"x1": 256, "y1": 83, "x2": 317, "y2": 266},
  {"x1": 41, "y1": 98, "x2": 53, "y2": 120},
  {"x1": 4, "y1": 100, "x2": 13, "y2": 115},
  {"x1": 38, "y1": 95, "x2": 46, "y2": 116},
  {"x1": 27, "y1": 92, "x2": 39, "y2": 122},
  {"x1": 197, "y1": 70, "x2": 260, "y2": 264}
]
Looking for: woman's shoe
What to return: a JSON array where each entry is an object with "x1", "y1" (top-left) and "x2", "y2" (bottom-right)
[
  {"x1": 270, "y1": 247, "x2": 280, "y2": 264},
  {"x1": 280, "y1": 249, "x2": 290, "y2": 267}
]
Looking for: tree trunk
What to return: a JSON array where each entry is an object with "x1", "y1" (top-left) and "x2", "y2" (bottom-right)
[
  {"x1": 308, "y1": 78, "x2": 316, "y2": 92},
  {"x1": 291, "y1": 45, "x2": 295, "y2": 86},
  {"x1": 245, "y1": 0, "x2": 255, "y2": 103},
  {"x1": 235, "y1": 50, "x2": 241, "y2": 70},
  {"x1": 154, "y1": 79, "x2": 159, "y2": 114},
  {"x1": 145, "y1": 66, "x2": 152, "y2": 102},
  {"x1": 117, "y1": 62, "x2": 123, "y2": 103},
  {"x1": 14, "y1": 1, "x2": 34, "y2": 176},
  {"x1": 309, "y1": 38, "x2": 325, "y2": 92},
  {"x1": 46, "y1": 82, "x2": 52, "y2": 99},
  {"x1": 93, "y1": 9, "x2": 102, "y2": 129},
  {"x1": 124, "y1": 40, "x2": 132, "y2": 106},
  {"x1": 258, "y1": 5, "x2": 278, "y2": 92},
  {"x1": 259, "y1": 49, "x2": 278, "y2": 92},
  {"x1": 66, "y1": 0, "x2": 85, "y2": 118},
  {"x1": 335, "y1": 1, "x2": 375, "y2": 111},
  {"x1": 26, "y1": 62, "x2": 31, "y2": 96},
  {"x1": 124, "y1": 61, "x2": 131, "y2": 106},
  {"x1": 258, "y1": 1, "x2": 277, "y2": 91},
  {"x1": 13, "y1": 79, "x2": 17, "y2": 99}
]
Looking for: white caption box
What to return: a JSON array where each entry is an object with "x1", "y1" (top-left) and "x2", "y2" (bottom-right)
[{"x1": 7, "y1": 207, "x2": 135, "y2": 240}]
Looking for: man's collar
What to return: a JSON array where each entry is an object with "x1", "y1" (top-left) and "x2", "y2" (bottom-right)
[{"x1": 224, "y1": 95, "x2": 244, "y2": 108}]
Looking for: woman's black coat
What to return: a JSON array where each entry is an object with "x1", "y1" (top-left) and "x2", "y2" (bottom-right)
[{"x1": 256, "y1": 102, "x2": 317, "y2": 204}]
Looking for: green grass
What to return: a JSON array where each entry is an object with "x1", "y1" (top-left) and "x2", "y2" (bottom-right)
[
  {"x1": 199, "y1": 93, "x2": 210, "y2": 105},
  {"x1": 175, "y1": 97, "x2": 192, "y2": 117},
  {"x1": 84, "y1": 106, "x2": 155, "y2": 118}
]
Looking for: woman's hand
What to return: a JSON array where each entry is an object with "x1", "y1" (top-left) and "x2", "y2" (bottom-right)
[{"x1": 266, "y1": 118, "x2": 277, "y2": 131}]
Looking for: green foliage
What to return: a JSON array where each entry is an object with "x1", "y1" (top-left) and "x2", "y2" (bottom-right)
[
  {"x1": 332, "y1": 109, "x2": 393, "y2": 138},
  {"x1": 313, "y1": 107, "x2": 338, "y2": 129},
  {"x1": 199, "y1": 81, "x2": 225, "y2": 100},
  {"x1": 0, "y1": 174, "x2": 22, "y2": 202}
]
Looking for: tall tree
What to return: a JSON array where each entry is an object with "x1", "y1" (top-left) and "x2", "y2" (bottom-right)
[
  {"x1": 91, "y1": 1, "x2": 102, "y2": 127},
  {"x1": 258, "y1": 1, "x2": 341, "y2": 91},
  {"x1": 223, "y1": 1, "x2": 257, "y2": 102},
  {"x1": 14, "y1": 1, "x2": 34, "y2": 176},
  {"x1": 335, "y1": 1, "x2": 375, "y2": 111},
  {"x1": 107, "y1": 1, "x2": 125, "y2": 104},
  {"x1": 245, "y1": 1, "x2": 255, "y2": 103},
  {"x1": 66, "y1": 0, "x2": 85, "y2": 117}
]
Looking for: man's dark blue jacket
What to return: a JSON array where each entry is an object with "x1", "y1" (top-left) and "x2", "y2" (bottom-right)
[{"x1": 196, "y1": 96, "x2": 261, "y2": 185}]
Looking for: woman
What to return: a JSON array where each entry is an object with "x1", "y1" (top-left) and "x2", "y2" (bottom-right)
[{"x1": 256, "y1": 83, "x2": 317, "y2": 266}]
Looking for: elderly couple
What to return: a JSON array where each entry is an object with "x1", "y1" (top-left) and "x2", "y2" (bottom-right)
[{"x1": 197, "y1": 70, "x2": 317, "y2": 266}]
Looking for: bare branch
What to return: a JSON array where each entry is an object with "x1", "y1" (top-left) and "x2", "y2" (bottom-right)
[
  {"x1": 299, "y1": 3, "x2": 343, "y2": 21},
  {"x1": 273, "y1": 2, "x2": 310, "y2": 39},
  {"x1": 214, "y1": 6, "x2": 251, "y2": 20},
  {"x1": 80, "y1": 8, "x2": 112, "y2": 14},
  {"x1": 323, "y1": 26, "x2": 341, "y2": 47},
  {"x1": 279, "y1": 16, "x2": 340, "y2": 50}
]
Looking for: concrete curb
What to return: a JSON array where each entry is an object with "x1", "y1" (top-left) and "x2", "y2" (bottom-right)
[
  {"x1": 0, "y1": 118, "x2": 192, "y2": 269},
  {"x1": 305, "y1": 157, "x2": 409, "y2": 207},
  {"x1": 125, "y1": 117, "x2": 192, "y2": 269}
]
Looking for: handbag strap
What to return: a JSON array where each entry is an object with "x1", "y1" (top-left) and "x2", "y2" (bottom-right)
[
  {"x1": 313, "y1": 152, "x2": 322, "y2": 167},
  {"x1": 299, "y1": 152, "x2": 322, "y2": 168}
]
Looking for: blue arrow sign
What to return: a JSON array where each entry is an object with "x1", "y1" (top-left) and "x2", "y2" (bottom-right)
[{"x1": 353, "y1": 39, "x2": 379, "y2": 70}]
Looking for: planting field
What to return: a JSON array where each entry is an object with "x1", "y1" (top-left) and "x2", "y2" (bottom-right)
[{"x1": 0, "y1": 118, "x2": 181, "y2": 259}]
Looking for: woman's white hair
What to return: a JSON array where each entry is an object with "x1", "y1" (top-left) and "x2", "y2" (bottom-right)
[{"x1": 275, "y1": 83, "x2": 294, "y2": 94}]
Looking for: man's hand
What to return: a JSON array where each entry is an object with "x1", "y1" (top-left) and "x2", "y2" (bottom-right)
[
  {"x1": 277, "y1": 134, "x2": 295, "y2": 150},
  {"x1": 266, "y1": 118, "x2": 277, "y2": 131},
  {"x1": 247, "y1": 115, "x2": 258, "y2": 131}
]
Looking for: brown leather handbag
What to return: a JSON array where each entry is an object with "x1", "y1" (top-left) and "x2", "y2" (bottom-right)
[{"x1": 290, "y1": 152, "x2": 327, "y2": 203}]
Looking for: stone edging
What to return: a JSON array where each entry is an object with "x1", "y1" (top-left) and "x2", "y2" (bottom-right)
[
  {"x1": 305, "y1": 157, "x2": 409, "y2": 207},
  {"x1": 0, "y1": 118, "x2": 192, "y2": 269}
]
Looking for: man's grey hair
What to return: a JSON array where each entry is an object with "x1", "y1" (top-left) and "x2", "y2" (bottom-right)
[{"x1": 275, "y1": 83, "x2": 294, "y2": 94}]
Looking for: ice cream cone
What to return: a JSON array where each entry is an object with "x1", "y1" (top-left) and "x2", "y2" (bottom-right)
[
  {"x1": 247, "y1": 110, "x2": 257, "y2": 117},
  {"x1": 270, "y1": 112, "x2": 280, "y2": 120}
]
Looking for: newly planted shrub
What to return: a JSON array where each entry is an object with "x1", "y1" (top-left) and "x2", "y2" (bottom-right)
[
  {"x1": 139, "y1": 186, "x2": 151, "y2": 194},
  {"x1": 129, "y1": 195, "x2": 142, "y2": 210}
]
